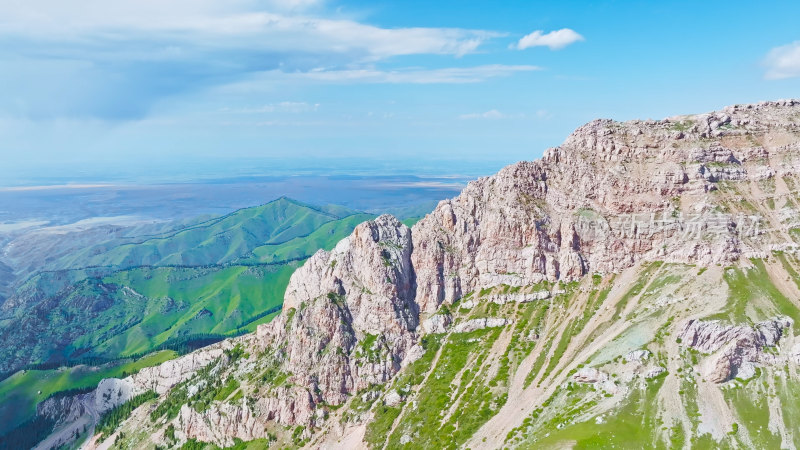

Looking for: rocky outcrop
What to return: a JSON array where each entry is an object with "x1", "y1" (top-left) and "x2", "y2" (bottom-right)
[
  {"x1": 250, "y1": 215, "x2": 420, "y2": 424},
  {"x1": 573, "y1": 367, "x2": 609, "y2": 384},
  {"x1": 452, "y1": 318, "x2": 512, "y2": 334},
  {"x1": 678, "y1": 316, "x2": 793, "y2": 382},
  {"x1": 422, "y1": 313, "x2": 452, "y2": 334},
  {"x1": 625, "y1": 349, "x2": 651, "y2": 364},
  {"x1": 34, "y1": 378, "x2": 137, "y2": 450},
  {"x1": 644, "y1": 367, "x2": 666, "y2": 379},
  {"x1": 129, "y1": 348, "x2": 225, "y2": 395}
]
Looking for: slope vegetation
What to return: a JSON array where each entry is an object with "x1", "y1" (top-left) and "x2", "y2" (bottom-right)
[{"x1": 0, "y1": 199, "x2": 373, "y2": 437}]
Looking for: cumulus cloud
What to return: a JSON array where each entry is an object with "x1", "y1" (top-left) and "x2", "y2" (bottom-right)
[
  {"x1": 515, "y1": 28, "x2": 584, "y2": 50},
  {"x1": 764, "y1": 41, "x2": 800, "y2": 80}
]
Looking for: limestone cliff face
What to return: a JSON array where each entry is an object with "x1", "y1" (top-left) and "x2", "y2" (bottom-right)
[
  {"x1": 412, "y1": 100, "x2": 800, "y2": 312},
  {"x1": 158, "y1": 216, "x2": 420, "y2": 445},
  {"x1": 248, "y1": 215, "x2": 419, "y2": 426}
]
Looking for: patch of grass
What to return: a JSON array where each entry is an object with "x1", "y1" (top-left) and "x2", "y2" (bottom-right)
[
  {"x1": 525, "y1": 336, "x2": 555, "y2": 389},
  {"x1": 723, "y1": 377, "x2": 782, "y2": 448},
  {"x1": 364, "y1": 405, "x2": 402, "y2": 447},
  {"x1": 775, "y1": 251, "x2": 800, "y2": 291},
  {"x1": 385, "y1": 329, "x2": 501, "y2": 449},
  {"x1": 519, "y1": 374, "x2": 668, "y2": 448},
  {"x1": 96, "y1": 390, "x2": 158, "y2": 440},
  {"x1": 541, "y1": 281, "x2": 614, "y2": 382},
  {"x1": 707, "y1": 259, "x2": 800, "y2": 325},
  {"x1": 670, "y1": 119, "x2": 694, "y2": 132}
]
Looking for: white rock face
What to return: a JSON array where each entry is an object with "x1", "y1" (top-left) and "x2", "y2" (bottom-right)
[
  {"x1": 644, "y1": 367, "x2": 666, "y2": 379},
  {"x1": 251, "y1": 215, "x2": 420, "y2": 424},
  {"x1": 452, "y1": 318, "x2": 512, "y2": 334},
  {"x1": 678, "y1": 316, "x2": 792, "y2": 382},
  {"x1": 484, "y1": 291, "x2": 551, "y2": 305},
  {"x1": 128, "y1": 348, "x2": 225, "y2": 395},
  {"x1": 422, "y1": 314, "x2": 452, "y2": 334},
  {"x1": 384, "y1": 390, "x2": 404, "y2": 407},
  {"x1": 94, "y1": 378, "x2": 135, "y2": 412},
  {"x1": 573, "y1": 367, "x2": 609, "y2": 384},
  {"x1": 626, "y1": 349, "x2": 651, "y2": 364}
]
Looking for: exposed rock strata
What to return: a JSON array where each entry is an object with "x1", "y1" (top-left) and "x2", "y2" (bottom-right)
[
  {"x1": 678, "y1": 316, "x2": 793, "y2": 382},
  {"x1": 413, "y1": 100, "x2": 800, "y2": 312}
]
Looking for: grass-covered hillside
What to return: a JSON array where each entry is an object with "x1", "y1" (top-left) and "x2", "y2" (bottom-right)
[
  {"x1": 0, "y1": 351, "x2": 178, "y2": 436},
  {"x1": 45, "y1": 198, "x2": 358, "y2": 270},
  {"x1": 0, "y1": 199, "x2": 372, "y2": 373},
  {"x1": 0, "y1": 198, "x2": 374, "y2": 437}
]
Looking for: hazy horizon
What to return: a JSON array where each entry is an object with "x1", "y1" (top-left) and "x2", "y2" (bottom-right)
[{"x1": 2, "y1": 0, "x2": 799, "y2": 184}]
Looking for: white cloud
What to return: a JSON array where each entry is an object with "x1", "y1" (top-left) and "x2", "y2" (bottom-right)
[
  {"x1": 459, "y1": 109, "x2": 507, "y2": 120},
  {"x1": 294, "y1": 65, "x2": 540, "y2": 84},
  {"x1": 764, "y1": 41, "x2": 800, "y2": 80},
  {"x1": 515, "y1": 28, "x2": 584, "y2": 50},
  {"x1": 0, "y1": 0, "x2": 508, "y2": 118},
  {"x1": 221, "y1": 101, "x2": 320, "y2": 113},
  {"x1": 0, "y1": 0, "x2": 499, "y2": 59}
]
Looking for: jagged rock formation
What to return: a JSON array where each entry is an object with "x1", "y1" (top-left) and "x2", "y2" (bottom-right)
[
  {"x1": 29, "y1": 100, "x2": 800, "y2": 450},
  {"x1": 258, "y1": 215, "x2": 419, "y2": 406},
  {"x1": 679, "y1": 316, "x2": 793, "y2": 382}
]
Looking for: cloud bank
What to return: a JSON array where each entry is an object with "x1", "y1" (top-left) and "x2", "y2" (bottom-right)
[{"x1": 0, "y1": 0, "x2": 506, "y2": 119}]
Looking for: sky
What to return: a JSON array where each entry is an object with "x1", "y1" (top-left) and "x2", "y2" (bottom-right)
[{"x1": 0, "y1": 0, "x2": 799, "y2": 184}]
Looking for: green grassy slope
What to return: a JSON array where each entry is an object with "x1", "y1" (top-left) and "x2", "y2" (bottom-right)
[
  {"x1": 0, "y1": 200, "x2": 375, "y2": 440},
  {"x1": 0, "y1": 350, "x2": 177, "y2": 435},
  {"x1": 0, "y1": 201, "x2": 373, "y2": 374},
  {"x1": 50, "y1": 197, "x2": 355, "y2": 270}
]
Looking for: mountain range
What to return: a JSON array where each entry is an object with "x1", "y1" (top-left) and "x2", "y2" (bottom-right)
[
  {"x1": 0, "y1": 198, "x2": 377, "y2": 441},
  {"x1": 5, "y1": 100, "x2": 800, "y2": 449}
]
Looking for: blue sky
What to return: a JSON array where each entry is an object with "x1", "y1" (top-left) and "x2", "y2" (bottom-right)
[{"x1": 1, "y1": 0, "x2": 799, "y2": 184}]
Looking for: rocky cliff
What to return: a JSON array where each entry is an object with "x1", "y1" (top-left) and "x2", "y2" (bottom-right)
[
  {"x1": 413, "y1": 100, "x2": 800, "y2": 312},
  {"x1": 34, "y1": 100, "x2": 800, "y2": 450}
]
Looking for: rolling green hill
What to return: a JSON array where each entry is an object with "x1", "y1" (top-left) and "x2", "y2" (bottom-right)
[
  {"x1": 0, "y1": 198, "x2": 373, "y2": 374},
  {"x1": 0, "y1": 198, "x2": 374, "y2": 436},
  {"x1": 49, "y1": 197, "x2": 355, "y2": 270}
]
